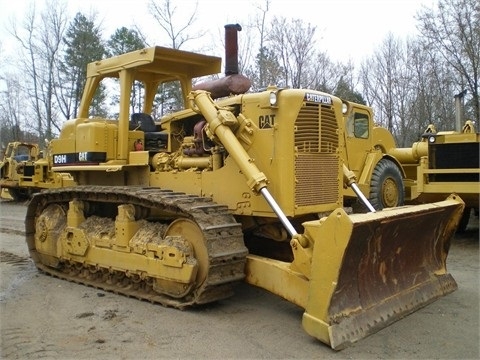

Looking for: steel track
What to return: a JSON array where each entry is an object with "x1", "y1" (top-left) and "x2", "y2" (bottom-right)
[{"x1": 25, "y1": 186, "x2": 248, "y2": 308}]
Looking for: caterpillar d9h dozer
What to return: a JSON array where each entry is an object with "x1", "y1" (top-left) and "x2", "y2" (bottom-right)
[{"x1": 25, "y1": 25, "x2": 464, "y2": 350}]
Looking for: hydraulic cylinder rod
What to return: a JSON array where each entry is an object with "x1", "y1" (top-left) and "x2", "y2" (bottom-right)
[
  {"x1": 260, "y1": 187, "x2": 298, "y2": 237},
  {"x1": 343, "y1": 164, "x2": 376, "y2": 213},
  {"x1": 350, "y1": 182, "x2": 376, "y2": 213},
  {"x1": 191, "y1": 90, "x2": 299, "y2": 237}
]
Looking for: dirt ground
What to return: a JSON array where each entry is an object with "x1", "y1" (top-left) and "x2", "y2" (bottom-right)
[{"x1": 0, "y1": 199, "x2": 478, "y2": 360}]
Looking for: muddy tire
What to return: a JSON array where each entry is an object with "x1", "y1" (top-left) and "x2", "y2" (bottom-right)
[{"x1": 369, "y1": 159, "x2": 404, "y2": 210}]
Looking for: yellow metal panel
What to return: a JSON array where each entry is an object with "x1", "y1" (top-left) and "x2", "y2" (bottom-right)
[
  {"x1": 87, "y1": 47, "x2": 221, "y2": 82},
  {"x1": 128, "y1": 151, "x2": 149, "y2": 165},
  {"x1": 245, "y1": 254, "x2": 309, "y2": 308}
]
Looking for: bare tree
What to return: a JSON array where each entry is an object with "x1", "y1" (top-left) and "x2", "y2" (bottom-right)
[
  {"x1": 238, "y1": 5, "x2": 359, "y2": 99},
  {"x1": 40, "y1": 0, "x2": 69, "y2": 138},
  {"x1": 248, "y1": 0, "x2": 272, "y2": 89},
  {"x1": 269, "y1": 17, "x2": 316, "y2": 88},
  {"x1": 360, "y1": 34, "x2": 399, "y2": 131},
  {"x1": 243, "y1": 0, "x2": 286, "y2": 91},
  {"x1": 416, "y1": 0, "x2": 480, "y2": 124},
  {"x1": 0, "y1": 74, "x2": 37, "y2": 145},
  {"x1": 358, "y1": 0, "x2": 479, "y2": 144},
  {"x1": 147, "y1": 0, "x2": 207, "y2": 116},
  {"x1": 307, "y1": 53, "x2": 347, "y2": 94},
  {"x1": 333, "y1": 60, "x2": 365, "y2": 104},
  {"x1": 359, "y1": 34, "x2": 418, "y2": 145},
  {"x1": 407, "y1": 38, "x2": 457, "y2": 135},
  {"x1": 148, "y1": 0, "x2": 202, "y2": 49},
  {"x1": 9, "y1": 0, "x2": 68, "y2": 141}
]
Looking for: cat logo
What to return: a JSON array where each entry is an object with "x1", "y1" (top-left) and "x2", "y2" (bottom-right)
[
  {"x1": 259, "y1": 114, "x2": 275, "y2": 129},
  {"x1": 78, "y1": 152, "x2": 88, "y2": 161}
]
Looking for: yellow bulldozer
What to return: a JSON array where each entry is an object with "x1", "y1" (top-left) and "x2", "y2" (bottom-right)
[
  {"x1": 25, "y1": 25, "x2": 465, "y2": 349},
  {"x1": 0, "y1": 141, "x2": 41, "y2": 201},
  {"x1": 0, "y1": 141, "x2": 75, "y2": 201}
]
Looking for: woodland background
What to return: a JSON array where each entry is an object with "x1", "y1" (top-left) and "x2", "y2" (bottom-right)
[{"x1": 0, "y1": 0, "x2": 478, "y2": 148}]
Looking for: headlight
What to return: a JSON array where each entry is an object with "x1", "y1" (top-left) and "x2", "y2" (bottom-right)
[
  {"x1": 428, "y1": 135, "x2": 436, "y2": 143},
  {"x1": 342, "y1": 102, "x2": 348, "y2": 114},
  {"x1": 269, "y1": 91, "x2": 277, "y2": 106}
]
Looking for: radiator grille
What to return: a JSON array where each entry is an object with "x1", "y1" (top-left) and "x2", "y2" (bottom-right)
[
  {"x1": 294, "y1": 102, "x2": 339, "y2": 206},
  {"x1": 295, "y1": 154, "x2": 339, "y2": 205},
  {"x1": 429, "y1": 142, "x2": 480, "y2": 182}
]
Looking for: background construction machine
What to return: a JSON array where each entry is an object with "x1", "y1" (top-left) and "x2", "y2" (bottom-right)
[
  {"x1": 0, "y1": 141, "x2": 40, "y2": 200},
  {"x1": 339, "y1": 91, "x2": 479, "y2": 231},
  {"x1": 25, "y1": 25, "x2": 464, "y2": 350},
  {"x1": 340, "y1": 101, "x2": 407, "y2": 211},
  {"x1": 387, "y1": 92, "x2": 479, "y2": 231},
  {"x1": 0, "y1": 141, "x2": 75, "y2": 201}
]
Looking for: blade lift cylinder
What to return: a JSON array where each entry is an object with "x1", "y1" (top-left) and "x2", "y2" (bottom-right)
[{"x1": 189, "y1": 90, "x2": 299, "y2": 238}]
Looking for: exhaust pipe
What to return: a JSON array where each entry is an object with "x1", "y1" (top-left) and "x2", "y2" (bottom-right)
[
  {"x1": 193, "y1": 24, "x2": 251, "y2": 99},
  {"x1": 224, "y1": 24, "x2": 241, "y2": 75},
  {"x1": 454, "y1": 90, "x2": 467, "y2": 132}
]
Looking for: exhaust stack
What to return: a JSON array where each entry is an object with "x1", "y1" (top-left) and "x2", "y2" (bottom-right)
[
  {"x1": 454, "y1": 90, "x2": 467, "y2": 132},
  {"x1": 224, "y1": 23, "x2": 241, "y2": 75},
  {"x1": 193, "y1": 24, "x2": 251, "y2": 99}
]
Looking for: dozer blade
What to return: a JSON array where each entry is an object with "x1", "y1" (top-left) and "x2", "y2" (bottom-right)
[{"x1": 301, "y1": 195, "x2": 464, "y2": 350}]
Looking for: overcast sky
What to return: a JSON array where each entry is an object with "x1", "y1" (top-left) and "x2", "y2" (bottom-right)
[{"x1": 1, "y1": 0, "x2": 437, "y2": 65}]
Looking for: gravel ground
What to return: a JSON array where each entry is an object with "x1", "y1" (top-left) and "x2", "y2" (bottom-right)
[{"x1": 0, "y1": 199, "x2": 478, "y2": 360}]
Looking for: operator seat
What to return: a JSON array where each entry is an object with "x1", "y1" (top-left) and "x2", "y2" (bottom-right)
[{"x1": 130, "y1": 113, "x2": 168, "y2": 150}]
